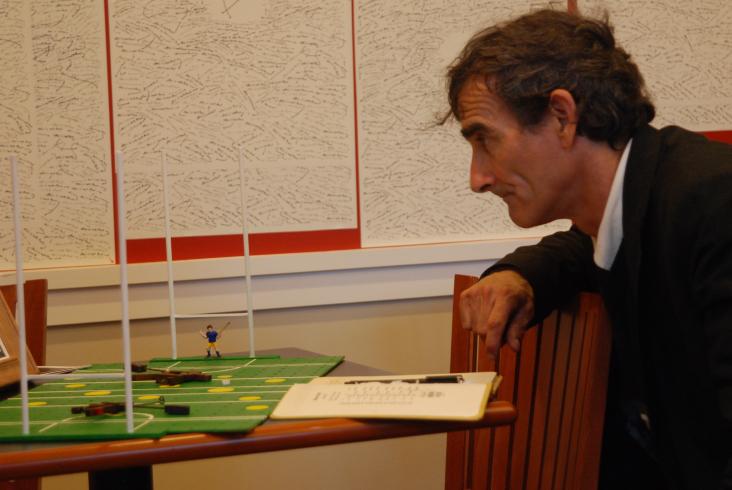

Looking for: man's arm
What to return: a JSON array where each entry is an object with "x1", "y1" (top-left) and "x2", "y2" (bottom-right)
[
  {"x1": 487, "y1": 225, "x2": 597, "y2": 321},
  {"x1": 461, "y1": 226, "x2": 596, "y2": 357}
]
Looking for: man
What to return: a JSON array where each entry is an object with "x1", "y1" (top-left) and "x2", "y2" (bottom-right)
[{"x1": 445, "y1": 8, "x2": 732, "y2": 490}]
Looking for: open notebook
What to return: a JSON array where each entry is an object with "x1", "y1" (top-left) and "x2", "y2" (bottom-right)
[{"x1": 270, "y1": 372, "x2": 500, "y2": 421}]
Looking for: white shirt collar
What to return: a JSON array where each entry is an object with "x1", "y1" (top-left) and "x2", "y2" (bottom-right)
[{"x1": 592, "y1": 139, "x2": 632, "y2": 270}]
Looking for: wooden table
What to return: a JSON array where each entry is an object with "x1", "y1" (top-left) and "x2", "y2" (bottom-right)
[{"x1": 0, "y1": 350, "x2": 516, "y2": 489}]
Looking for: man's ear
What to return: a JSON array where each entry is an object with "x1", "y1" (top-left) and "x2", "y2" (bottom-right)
[{"x1": 548, "y1": 89, "x2": 578, "y2": 148}]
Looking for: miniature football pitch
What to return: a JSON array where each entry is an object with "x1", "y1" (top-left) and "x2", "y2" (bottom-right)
[{"x1": 0, "y1": 355, "x2": 343, "y2": 442}]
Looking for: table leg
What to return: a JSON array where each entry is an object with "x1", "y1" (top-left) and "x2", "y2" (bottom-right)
[{"x1": 88, "y1": 466, "x2": 152, "y2": 490}]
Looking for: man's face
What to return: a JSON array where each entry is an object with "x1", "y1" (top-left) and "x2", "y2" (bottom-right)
[{"x1": 458, "y1": 78, "x2": 574, "y2": 228}]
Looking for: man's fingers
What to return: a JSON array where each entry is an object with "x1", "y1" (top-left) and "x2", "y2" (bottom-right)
[
  {"x1": 505, "y1": 302, "x2": 534, "y2": 352},
  {"x1": 459, "y1": 289, "x2": 475, "y2": 331},
  {"x1": 481, "y1": 297, "x2": 514, "y2": 355},
  {"x1": 505, "y1": 318, "x2": 525, "y2": 352}
]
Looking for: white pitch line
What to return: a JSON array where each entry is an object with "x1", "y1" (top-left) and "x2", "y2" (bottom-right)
[
  {"x1": 37, "y1": 412, "x2": 154, "y2": 434},
  {"x1": 68, "y1": 360, "x2": 336, "y2": 374},
  {"x1": 0, "y1": 415, "x2": 265, "y2": 428},
  {"x1": 0, "y1": 420, "x2": 71, "y2": 426},
  {"x1": 0, "y1": 399, "x2": 282, "y2": 410},
  {"x1": 2, "y1": 389, "x2": 289, "y2": 401},
  {"x1": 198, "y1": 366, "x2": 243, "y2": 374},
  {"x1": 23, "y1": 376, "x2": 316, "y2": 391},
  {"x1": 38, "y1": 415, "x2": 83, "y2": 433},
  {"x1": 134, "y1": 412, "x2": 155, "y2": 432},
  {"x1": 70, "y1": 369, "x2": 130, "y2": 374},
  {"x1": 39, "y1": 410, "x2": 157, "y2": 433},
  {"x1": 143, "y1": 362, "x2": 335, "y2": 370},
  {"x1": 132, "y1": 415, "x2": 267, "y2": 422},
  {"x1": 34, "y1": 380, "x2": 160, "y2": 387},
  {"x1": 18, "y1": 384, "x2": 296, "y2": 395},
  {"x1": 59, "y1": 363, "x2": 333, "y2": 375}
]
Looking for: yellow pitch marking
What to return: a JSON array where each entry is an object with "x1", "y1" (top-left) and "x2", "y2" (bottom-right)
[
  {"x1": 64, "y1": 383, "x2": 86, "y2": 389},
  {"x1": 84, "y1": 390, "x2": 112, "y2": 396},
  {"x1": 238, "y1": 395, "x2": 261, "y2": 401},
  {"x1": 264, "y1": 378, "x2": 286, "y2": 384},
  {"x1": 208, "y1": 387, "x2": 235, "y2": 393},
  {"x1": 245, "y1": 405, "x2": 269, "y2": 411}
]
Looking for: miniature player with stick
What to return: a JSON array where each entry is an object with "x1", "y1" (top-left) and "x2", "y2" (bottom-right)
[{"x1": 200, "y1": 322, "x2": 229, "y2": 358}]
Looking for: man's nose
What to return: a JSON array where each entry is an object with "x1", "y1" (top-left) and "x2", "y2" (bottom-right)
[{"x1": 470, "y1": 153, "x2": 495, "y2": 193}]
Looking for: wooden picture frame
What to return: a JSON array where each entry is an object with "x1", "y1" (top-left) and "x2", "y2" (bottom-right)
[{"x1": 0, "y1": 292, "x2": 38, "y2": 387}]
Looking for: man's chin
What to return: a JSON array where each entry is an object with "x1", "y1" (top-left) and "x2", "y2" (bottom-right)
[{"x1": 507, "y1": 209, "x2": 544, "y2": 229}]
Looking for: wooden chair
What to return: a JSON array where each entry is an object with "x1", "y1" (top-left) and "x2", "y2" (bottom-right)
[
  {"x1": 445, "y1": 274, "x2": 612, "y2": 490},
  {"x1": 0, "y1": 279, "x2": 48, "y2": 365},
  {"x1": 0, "y1": 279, "x2": 48, "y2": 490}
]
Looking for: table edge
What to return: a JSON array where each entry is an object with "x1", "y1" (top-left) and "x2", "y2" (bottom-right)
[{"x1": 0, "y1": 401, "x2": 516, "y2": 479}]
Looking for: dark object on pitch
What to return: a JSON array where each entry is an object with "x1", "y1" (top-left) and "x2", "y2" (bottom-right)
[{"x1": 71, "y1": 396, "x2": 190, "y2": 416}]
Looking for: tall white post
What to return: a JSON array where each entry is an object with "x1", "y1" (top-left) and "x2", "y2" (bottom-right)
[
  {"x1": 161, "y1": 151, "x2": 178, "y2": 359},
  {"x1": 115, "y1": 152, "x2": 135, "y2": 433},
  {"x1": 238, "y1": 148, "x2": 255, "y2": 357},
  {"x1": 10, "y1": 155, "x2": 30, "y2": 435}
]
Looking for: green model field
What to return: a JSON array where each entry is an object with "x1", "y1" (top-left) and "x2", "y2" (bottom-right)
[{"x1": 0, "y1": 355, "x2": 342, "y2": 441}]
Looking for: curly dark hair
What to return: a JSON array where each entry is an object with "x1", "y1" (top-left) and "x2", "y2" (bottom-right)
[{"x1": 444, "y1": 9, "x2": 655, "y2": 149}]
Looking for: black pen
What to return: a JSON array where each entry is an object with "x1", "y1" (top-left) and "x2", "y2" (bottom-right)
[{"x1": 344, "y1": 375, "x2": 464, "y2": 384}]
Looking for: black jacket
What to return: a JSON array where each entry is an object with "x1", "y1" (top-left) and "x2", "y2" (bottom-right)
[{"x1": 488, "y1": 125, "x2": 732, "y2": 489}]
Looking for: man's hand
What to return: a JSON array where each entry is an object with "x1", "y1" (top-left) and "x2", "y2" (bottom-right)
[{"x1": 459, "y1": 270, "x2": 535, "y2": 358}]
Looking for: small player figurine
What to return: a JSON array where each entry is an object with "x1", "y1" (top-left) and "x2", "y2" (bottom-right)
[{"x1": 200, "y1": 322, "x2": 229, "y2": 358}]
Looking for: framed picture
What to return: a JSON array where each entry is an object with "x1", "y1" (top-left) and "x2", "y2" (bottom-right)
[{"x1": 0, "y1": 292, "x2": 38, "y2": 387}]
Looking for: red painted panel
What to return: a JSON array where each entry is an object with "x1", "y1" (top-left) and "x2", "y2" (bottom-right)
[
  {"x1": 703, "y1": 130, "x2": 732, "y2": 145},
  {"x1": 126, "y1": 229, "x2": 361, "y2": 263}
]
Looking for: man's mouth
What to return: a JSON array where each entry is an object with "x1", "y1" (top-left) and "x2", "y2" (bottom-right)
[{"x1": 490, "y1": 188, "x2": 510, "y2": 200}]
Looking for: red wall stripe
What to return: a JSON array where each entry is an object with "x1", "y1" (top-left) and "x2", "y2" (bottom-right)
[
  {"x1": 126, "y1": 229, "x2": 361, "y2": 263},
  {"x1": 703, "y1": 130, "x2": 732, "y2": 145}
]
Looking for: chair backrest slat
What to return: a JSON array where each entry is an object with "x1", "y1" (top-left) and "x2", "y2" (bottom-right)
[{"x1": 446, "y1": 275, "x2": 611, "y2": 490}]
